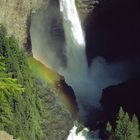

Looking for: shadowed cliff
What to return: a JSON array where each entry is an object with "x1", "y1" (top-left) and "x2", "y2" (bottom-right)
[{"x1": 86, "y1": 0, "x2": 140, "y2": 65}]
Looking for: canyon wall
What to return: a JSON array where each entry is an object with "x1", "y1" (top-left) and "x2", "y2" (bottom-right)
[
  {"x1": 0, "y1": 0, "x2": 48, "y2": 50},
  {"x1": 75, "y1": 0, "x2": 97, "y2": 26}
]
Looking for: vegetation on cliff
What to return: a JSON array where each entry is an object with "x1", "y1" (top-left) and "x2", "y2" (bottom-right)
[
  {"x1": 0, "y1": 24, "x2": 73, "y2": 140},
  {"x1": 106, "y1": 107, "x2": 140, "y2": 140},
  {"x1": 0, "y1": 24, "x2": 44, "y2": 140}
]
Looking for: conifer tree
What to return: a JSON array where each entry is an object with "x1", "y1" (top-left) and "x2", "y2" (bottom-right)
[
  {"x1": 0, "y1": 57, "x2": 24, "y2": 134},
  {"x1": 106, "y1": 121, "x2": 112, "y2": 134},
  {"x1": 106, "y1": 121, "x2": 115, "y2": 140},
  {"x1": 106, "y1": 107, "x2": 140, "y2": 140},
  {"x1": 0, "y1": 25, "x2": 43, "y2": 140},
  {"x1": 129, "y1": 114, "x2": 140, "y2": 140},
  {"x1": 115, "y1": 108, "x2": 132, "y2": 140}
]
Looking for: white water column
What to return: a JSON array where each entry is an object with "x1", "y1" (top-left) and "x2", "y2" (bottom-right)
[{"x1": 60, "y1": 0, "x2": 85, "y2": 46}]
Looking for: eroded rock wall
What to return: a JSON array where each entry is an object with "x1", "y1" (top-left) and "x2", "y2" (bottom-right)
[
  {"x1": 75, "y1": 0, "x2": 98, "y2": 26},
  {"x1": 0, "y1": 0, "x2": 48, "y2": 49}
]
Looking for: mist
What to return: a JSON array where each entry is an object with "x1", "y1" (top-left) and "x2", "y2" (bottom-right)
[{"x1": 31, "y1": 0, "x2": 67, "y2": 70}]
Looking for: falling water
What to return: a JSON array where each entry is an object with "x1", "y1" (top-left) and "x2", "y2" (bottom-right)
[
  {"x1": 59, "y1": 0, "x2": 128, "y2": 113},
  {"x1": 59, "y1": 0, "x2": 92, "y2": 116},
  {"x1": 60, "y1": 0, "x2": 85, "y2": 46},
  {"x1": 59, "y1": 0, "x2": 88, "y2": 76},
  {"x1": 59, "y1": 0, "x2": 98, "y2": 139}
]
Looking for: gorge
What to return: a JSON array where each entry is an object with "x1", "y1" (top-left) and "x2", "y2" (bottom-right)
[
  {"x1": 0, "y1": 0, "x2": 139, "y2": 139},
  {"x1": 31, "y1": 0, "x2": 139, "y2": 121},
  {"x1": 30, "y1": 0, "x2": 140, "y2": 139}
]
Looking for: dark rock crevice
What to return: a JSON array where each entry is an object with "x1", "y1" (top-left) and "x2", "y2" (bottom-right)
[{"x1": 24, "y1": 14, "x2": 32, "y2": 54}]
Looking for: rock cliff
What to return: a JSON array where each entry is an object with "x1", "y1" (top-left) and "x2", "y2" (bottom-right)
[
  {"x1": 75, "y1": 0, "x2": 98, "y2": 26},
  {"x1": 0, "y1": 131, "x2": 17, "y2": 140},
  {"x1": 0, "y1": 0, "x2": 48, "y2": 51}
]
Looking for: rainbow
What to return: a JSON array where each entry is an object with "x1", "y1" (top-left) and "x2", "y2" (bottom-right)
[{"x1": 28, "y1": 56, "x2": 79, "y2": 118}]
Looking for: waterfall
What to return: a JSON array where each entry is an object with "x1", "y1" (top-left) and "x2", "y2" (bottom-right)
[
  {"x1": 59, "y1": 0, "x2": 126, "y2": 113},
  {"x1": 59, "y1": 0, "x2": 87, "y2": 75},
  {"x1": 30, "y1": 0, "x2": 138, "y2": 139},
  {"x1": 59, "y1": 0, "x2": 92, "y2": 116},
  {"x1": 30, "y1": 1, "x2": 138, "y2": 139},
  {"x1": 60, "y1": 0, "x2": 85, "y2": 46},
  {"x1": 30, "y1": 0, "x2": 130, "y2": 139},
  {"x1": 59, "y1": 1, "x2": 99, "y2": 139},
  {"x1": 31, "y1": 0, "x2": 130, "y2": 114}
]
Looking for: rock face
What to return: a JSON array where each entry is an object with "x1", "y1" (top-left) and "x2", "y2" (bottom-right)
[
  {"x1": 0, "y1": 131, "x2": 17, "y2": 140},
  {"x1": 0, "y1": 0, "x2": 48, "y2": 51},
  {"x1": 55, "y1": 78, "x2": 79, "y2": 118},
  {"x1": 75, "y1": 0, "x2": 97, "y2": 27},
  {"x1": 43, "y1": 87, "x2": 74, "y2": 140},
  {"x1": 0, "y1": 0, "x2": 29, "y2": 49}
]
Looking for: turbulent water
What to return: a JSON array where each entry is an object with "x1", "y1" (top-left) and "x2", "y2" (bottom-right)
[
  {"x1": 67, "y1": 125, "x2": 100, "y2": 140},
  {"x1": 67, "y1": 126, "x2": 91, "y2": 140}
]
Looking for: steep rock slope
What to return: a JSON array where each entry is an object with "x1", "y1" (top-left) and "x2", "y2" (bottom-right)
[
  {"x1": 0, "y1": 0, "x2": 48, "y2": 51},
  {"x1": 28, "y1": 57, "x2": 79, "y2": 118},
  {"x1": 0, "y1": 131, "x2": 17, "y2": 140},
  {"x1": 75, "y1": 0, "x2": 98, "y2": 26}
]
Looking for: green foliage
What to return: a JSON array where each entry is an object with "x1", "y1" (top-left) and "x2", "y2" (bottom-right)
[
  {"x1": 0, "y1": 57, "x2": 24, "y2": 134},
  {"x1": 106, "y1": 122, "x2": 112, "y2": 134},
  {"x1": 130, "y1": 114, "x2": 140, "y2": 140},
  {"x1": 106, "y1": 107, "x2": 140, "y2": 140},
  {"x1": 0, "y1": 24, "x2": 45, "y2": 140},
  {"x1": 115, "y1": 108, "x2": 131, "y2": 140}
]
